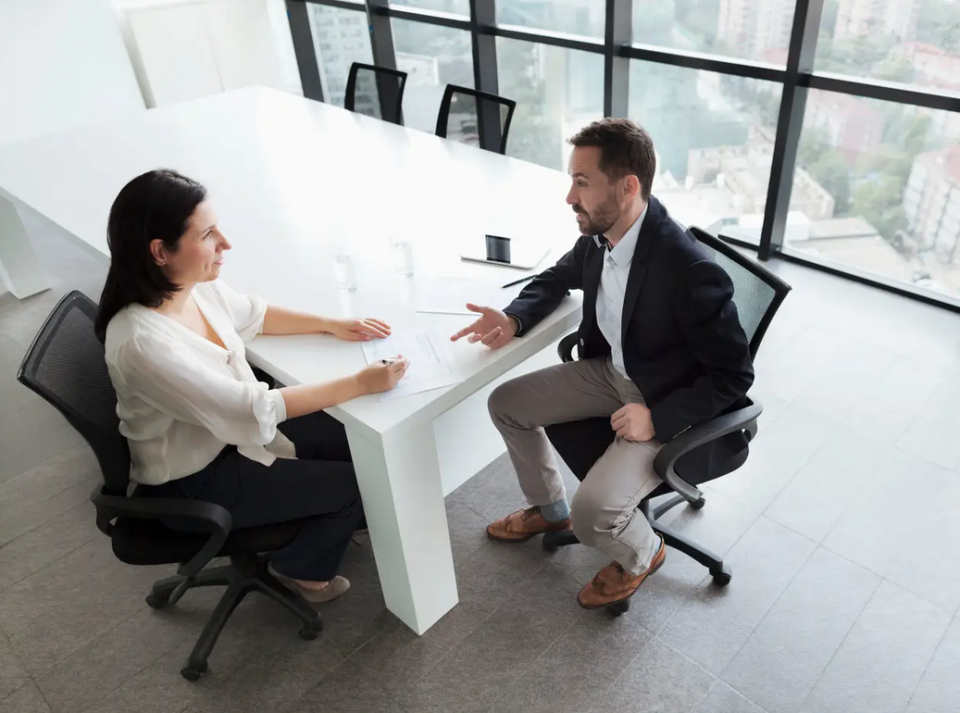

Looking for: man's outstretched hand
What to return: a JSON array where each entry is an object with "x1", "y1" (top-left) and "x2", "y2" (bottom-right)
[{"x1": 450, "y1": 304, "x2": 518, "y2": 350}]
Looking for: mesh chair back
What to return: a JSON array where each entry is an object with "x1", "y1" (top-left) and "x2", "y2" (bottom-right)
[
  {"x1": 435, "y1": 85, "x2": 516, "y2": 155},
  {"x1": 17, "y1": 291, "x2": 130, "y2": 493},
  {"x1": 345, "y1": 63, "x2": 407, "y2": 125},
  {"x1": 688, "y1": 226, "x2": 791, "y2": 359}
]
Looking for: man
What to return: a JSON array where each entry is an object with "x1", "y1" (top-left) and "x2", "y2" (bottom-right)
[{"x1": 451, "y1": 118, "x2": 754, "y2": 610}]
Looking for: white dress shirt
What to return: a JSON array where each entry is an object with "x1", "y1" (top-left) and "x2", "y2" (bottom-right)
[
  {"x1": 104, "y1": 280, "x2": 295, "y2": 486},
  {"x1": 594, "y1": 206, "x2": 647, "y2": 379}
]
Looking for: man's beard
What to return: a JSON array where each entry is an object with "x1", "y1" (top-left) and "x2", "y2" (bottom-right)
[{"x1": 573, "y1": 197, "x2": 620, "y2": 237}]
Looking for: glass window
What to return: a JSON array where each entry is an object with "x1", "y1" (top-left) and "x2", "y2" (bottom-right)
[
  {"x1": 786, "y1": 89, "x2": 960, "y2": 301},
  {"x1": 632, "y1": 0, "x2": 795, "y2": 64},
  {"x1": 391, "y1": 19, "x2": 474, "y2": 134},
  {"x1": 390, "y1": 0, "x2": 469, "y2": 16},
  {"x1": 497, "y1": 0, "x2": 605, "y2": 40},
  {"x1": 496, "y1": 38, "x2": 604, "y2": 170},
  {"x1": 627, "y1": 61, "x2": 782, "y2": 243},
  {"x1": 816, "y1": 0, "x2": 960, "y2": 91},
  {"x1": 307, "y1": 5, "x2": 373, "y2": 108}
]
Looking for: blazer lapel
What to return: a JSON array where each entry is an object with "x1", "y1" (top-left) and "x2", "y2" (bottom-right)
[{"x1": 621, "y1": 197, "x2": 661, "y2": 339}]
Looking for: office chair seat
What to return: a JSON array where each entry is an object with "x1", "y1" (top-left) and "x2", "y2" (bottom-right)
[{"x1": 110, "y1": 516, "x2": 306, "y2": 566}]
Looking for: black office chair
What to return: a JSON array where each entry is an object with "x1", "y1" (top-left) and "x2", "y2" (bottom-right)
[
  {"x1": 344, "y1": 62, "x2": 407, "y2": 125},
  {"x1": 16, "y1": 291, "x2": 323, "y2": 681},
  {"x1": 435, "y1": 84, "x2": 516, "y2": 155},
  {"x1": 542, "y1": 227, "x2": 792, "y2": 615}
]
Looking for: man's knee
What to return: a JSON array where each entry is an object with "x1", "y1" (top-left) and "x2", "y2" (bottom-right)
[
  {"x1": 488, "y1": 378, "x2": 523, "y2": 425},
  {"x1": 570, "y1": 486, "x2": 621, "y2": 547}
]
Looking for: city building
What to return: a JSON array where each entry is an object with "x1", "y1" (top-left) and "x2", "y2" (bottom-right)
[
  {"x1": 804, "y1": 90, "x2": 884, "y2": 165},
  {"x1": 718, "y1": 0, "x2": 794, "y2": 59},
  {"x1": 687, "y1": 127, "x2": 835, "y2": 220},
  {"x1": 834, "y1": 0, "x2": 920, "y2": 42},
  {"x1": 904, "y1": 146, "x2": 960, "y2": 264},
  {"x1": 308, "y1": 5, "x2": 372, "y2": 109}
]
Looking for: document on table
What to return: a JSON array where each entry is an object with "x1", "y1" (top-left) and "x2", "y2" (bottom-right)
[
  {"x1": 415, "y1": 276, "x2": 527, "y2": 316},
  {"x1": 360, "y1": 329, "x2": 464, "y2": 401}
]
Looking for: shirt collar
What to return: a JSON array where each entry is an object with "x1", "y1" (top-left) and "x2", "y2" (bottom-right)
[{"x1": 593, "y1": 204, "x2": 647, "y2": 266}]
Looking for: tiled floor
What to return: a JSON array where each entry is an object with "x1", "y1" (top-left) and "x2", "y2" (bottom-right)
[{"x1": 2, "y1": 213, "x2": 960, "y2": 713}]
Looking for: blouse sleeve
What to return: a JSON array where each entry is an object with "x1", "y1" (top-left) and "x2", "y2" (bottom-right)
[
  {"x1": 116, "y1": 334, "x2": 287, "y2": 446},
  {"x1": 209, "y1": 280, "x2": 268, "y2": 343}
]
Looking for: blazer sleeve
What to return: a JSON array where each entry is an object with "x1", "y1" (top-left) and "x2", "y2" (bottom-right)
[
  {"x1": 650, "y1": 258, "x2": 755, "y2": 442},
  {"x1": 503, "y1": 235, "x2": 591, "y2": 336}
]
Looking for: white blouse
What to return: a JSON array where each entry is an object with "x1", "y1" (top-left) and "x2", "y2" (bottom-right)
[{"x1": 104, "y1": 280, "x2": 295, "y2": 486}]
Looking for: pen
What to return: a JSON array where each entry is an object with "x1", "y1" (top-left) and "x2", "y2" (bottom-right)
[
  {"x1": 380, "y1": 358, "x2": 398, "y2": 365},
  {"x1": 501, "y1": 274, "x2": 537, "y2": 289}
]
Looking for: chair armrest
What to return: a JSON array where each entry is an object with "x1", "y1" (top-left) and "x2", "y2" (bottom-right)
[
  {"x1": 90, "y1": 486, "x2": 233, "y2": 579},
  {"x1": 557, "y1": 332, "x2": 578, "y2": 363},
  {"x1": 653, "y1": 400, "x2": 763, "y2": 503}
]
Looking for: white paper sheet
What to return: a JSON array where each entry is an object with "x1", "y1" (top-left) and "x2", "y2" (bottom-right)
[
  {"x1": 414, "y1": 276, "x2": 527, "y2": 316},
  {"x1": 361, "y1": 329, "x2": 463, "y2": 401}
]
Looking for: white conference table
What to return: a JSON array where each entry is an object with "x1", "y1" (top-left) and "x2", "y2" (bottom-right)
[{"x1": 0, "y1": 86, "x2": 719, "y2": 634}]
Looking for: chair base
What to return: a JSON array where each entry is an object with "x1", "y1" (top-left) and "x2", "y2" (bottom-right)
[
  {"x1": 146, "y1": 553, "x2": 323, "y2": 681},
  {"x1": 541, "y1": 496, "x2": 732, "y2": 615}
]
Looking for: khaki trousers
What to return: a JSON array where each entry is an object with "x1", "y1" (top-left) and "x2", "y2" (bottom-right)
[{"x1": 488, "y1": 356, "x2": 663, "y2": 575}]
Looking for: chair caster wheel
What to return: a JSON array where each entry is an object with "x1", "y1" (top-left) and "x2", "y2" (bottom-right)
[
  {"x1": 146, "y1": 593, "x2": 170, "y2": 610},
  {"x1": 710, "y1": 564, "x2": 732, "y2": 586},
  {"x1": 608, "y1": 600, "x2": 630, "y2": 617},
  {"x1": 299, "y1": 625, "x2": 319, "y2": 641},
  {"x1": 181, "y1": 660, "x2": 207, "y2": 682},
  {"x1": 691, "y1": 496, "x2": 706, "y2": 511}
]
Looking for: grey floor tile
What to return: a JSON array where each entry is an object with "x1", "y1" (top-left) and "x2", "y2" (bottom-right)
[
  {"x1": 0, "y1": 681, "x2": 52, "y2": 713},
  {"x1": 0, "y1": 446, "x2": 99, "y2": 547},
  {"x1": 823, "y1": 449, "x2": 954, "y2": 577},
  {"x1": 489, "y1": 615, "x2": 653, "y2": 713},
  {"x1": 696, "y1": 682, "x2": 766, "y2": 713},
  {"x1": 0, "y1": 502, "x2": 97, "y2": 592},
  {"x1": 0, "y1": 539, "x2": 161, "y2": 674},
  {"x1": 34, "y1": 604, "x2": 200, "y2": 713},
  {"x1": 905, "y1": 617, "x2": 960, "y2": 713},
  {"x1": 0, "y1": 400, "x2": 87, "y2": 485},
  {"x1": 0, "y1": 632, "x2": 30, "y2": 700},
  {"x1": 897, "y1": 373, "x2": 960, "y2": 471},
  {"x1": 800, "y1": 581, "x2": 950, "y2": 713},
  {"x1": 445, "y1": 499, "x2": 492, "y2": 563},
  {"x1": 396, "y1": 566, "x2": 586, "y2": 713},
  {"x1": 0, "y1": 362, "x2": 39, "y2": 416},
  {"x1": 599, "y1": 637, "x2": 715, "y2": 713},
  {"x1": 659, "y1": 517, "x2": 816, "y2": 675},
  {"x1": 884, "y1": 480, "x2": 960, "y2": 615},
  {"x1": 709, "y1": 405, "x2": 834, "y2": 512},
  {"x1": 664, "y1": 486, "x2": 761, "y2": 558},
  {"x1": 349, "y1": 537, "x2": 542, "y2": 693},
  {"x1": 447, "y1": 453, "x2": 528, "y2": 524},
  {"x1": 721, "y1": 547, "x2": 880, "y2": 713},
  {"x1": 0, "y1": 329, "x2": 27, "y2": 368},
  {"x1": 764, "y1": 428, "x2": 891, "y2": 543},
  {"x1": 285, "y1": 659, "x2": 403, "y2": 713}
]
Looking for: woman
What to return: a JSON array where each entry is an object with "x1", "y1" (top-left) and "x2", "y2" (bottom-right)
[{"x1": 96, "y1": 168, "x2": 407, "y2": 603}]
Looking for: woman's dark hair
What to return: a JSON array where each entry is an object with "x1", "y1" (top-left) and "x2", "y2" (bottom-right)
[{"x1": 94, "y1": 169, "x2": 207, "y2": 342}]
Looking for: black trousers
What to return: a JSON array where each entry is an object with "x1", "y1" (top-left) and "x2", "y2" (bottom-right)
[{"x1": 142, "y1": 412, "x2": 365, "y2": 581}]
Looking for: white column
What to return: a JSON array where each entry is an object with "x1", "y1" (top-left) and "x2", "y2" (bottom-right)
[
  {"x1": 0, "y1": 195, "x2": 49, "y2": 299},
  {"x1": 345, "y1": 420, "x2": 458, "y2": 635}
]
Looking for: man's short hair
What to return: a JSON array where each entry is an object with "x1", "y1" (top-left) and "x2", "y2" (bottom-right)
[{"x1": 568, "y1": 119, "x2": 656, "y2": 201}]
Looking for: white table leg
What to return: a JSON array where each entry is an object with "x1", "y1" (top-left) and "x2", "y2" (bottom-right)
[
  {"x1": 0, "y1": 195, "x2": 50, "y2": 299},
  {"x1": 345, "y1": 422, "x2": 458, "y2": 635}
]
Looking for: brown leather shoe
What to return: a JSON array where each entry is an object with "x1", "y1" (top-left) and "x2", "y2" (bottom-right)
[
  {"x1": 577, "y1": 536, "x2": 666, "y2": 610},
  {"x1": 487, "y1": 506, "x2": 571, "y2": 543}
]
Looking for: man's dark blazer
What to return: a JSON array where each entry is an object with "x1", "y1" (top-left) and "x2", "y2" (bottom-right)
[{"x1": 503, "y1": 194, "x2": 755, "y2": 483}]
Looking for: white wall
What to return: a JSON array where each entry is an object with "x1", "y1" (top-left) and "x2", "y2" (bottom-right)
[
  {"x1": 114, "y1": 0, "x2": 302, "y2": 108},
  {"x1": 0, "y1": 0, "x2": 144, "y2": 146}
]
